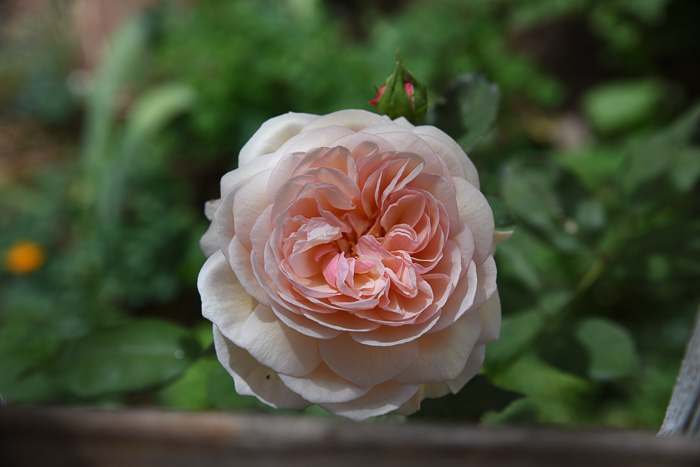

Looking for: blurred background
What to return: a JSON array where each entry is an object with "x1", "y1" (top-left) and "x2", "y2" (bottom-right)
[{"x1": 1, "y1": 0, "x2": 699, "y2": 429}]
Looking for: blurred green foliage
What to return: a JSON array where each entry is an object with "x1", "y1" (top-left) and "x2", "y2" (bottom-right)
[{"x1": 0, "y1": 0, "x2": 698, "y2": 429}]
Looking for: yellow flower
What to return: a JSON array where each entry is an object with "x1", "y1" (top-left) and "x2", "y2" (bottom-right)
[{"x1": 4, "y1": 241, "x2": 45, "y2": 275}]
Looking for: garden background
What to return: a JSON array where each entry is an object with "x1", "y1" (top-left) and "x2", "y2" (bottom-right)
[{"x1": 1, "y1": 0, "x2": 699, "y2": 429}]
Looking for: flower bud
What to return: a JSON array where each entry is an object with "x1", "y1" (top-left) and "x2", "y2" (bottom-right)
[{"x1": 369, "y1": 54, "x2": 427, "y2": 124}]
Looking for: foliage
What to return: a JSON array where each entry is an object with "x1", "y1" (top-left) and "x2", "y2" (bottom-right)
[{"x1": 0, "y1": 0, "x2": 698, "y2": 429}]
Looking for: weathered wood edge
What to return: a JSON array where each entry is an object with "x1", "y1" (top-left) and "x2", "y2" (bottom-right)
[
  {"x1": 1, "y1": 407, "x2": 699, "y2": 467},
  {"x1": 660, "y1": 305, "x2": 700, "y2": 438}
]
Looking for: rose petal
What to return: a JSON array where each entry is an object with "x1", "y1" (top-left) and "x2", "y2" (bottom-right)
[
  {"x1": 240, "y1": 304, "x2": 322, "y2": 378},
  {"x1": 412, "y1": 125, "x2": 480, "y2": 188},
  {"x1": 301, "y1": 109, "x2": 393, "y2": 132},
  {"x1": 320, "y1": 380, "x2": 420, "y2": 421},
  {"x1": 226, "y1": 237, "x2": 269, "y2": 305},
  {"x1": 233, "y1": 170, "x2": 273, "y2": 250},
  {"x1": 430, "y1": 260, "x2": 478, "y2": 333},
  {"x1": 200, "y1": 222, "x2": 219, "y2": 258},
  {"x1": 278, "y1": 363, "x2": 371, "y2": 404},
  {"x1": 199, "y1": 251, "x2": 257, "y2": 346},
  {"x1": 319, "y1": 332, "x2": 419, "y2": 387},
  {"x1": 213, "y1": 326, "x2": 310, "y2": 409},
  {"x1": 421, "y1": 344, "x2": 486, "y2": 399},
  {"x1": 349, "y1": 311, "x2": 440, "y2": 346},
  {"x1": 476, "y1": 290, "x2": 501, "y2": 345},
  {"x1": 238, "y1": 112, "x2": 318, "y2": 166},
  {"x1": 393, "y1": 310, "x2": 482, "y2": 384},
  {"x1": 453, "y1": 176, "x2": 494, "y2": 265}
]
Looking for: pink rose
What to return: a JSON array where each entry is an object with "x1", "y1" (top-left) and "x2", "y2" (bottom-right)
[{"x1": 198, "y1": 109, "x2": 502, "y2": 420}]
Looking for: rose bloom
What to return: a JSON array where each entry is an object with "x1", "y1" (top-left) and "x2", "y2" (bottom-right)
[{"x1": 198, "y1": 109, "x2": 504, "y2": 420}]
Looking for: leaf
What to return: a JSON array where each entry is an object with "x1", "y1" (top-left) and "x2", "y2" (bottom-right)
[
  {"x1": 47, "y1": 319, "x2": 201, "y2": 398},
  {"x1": 501, "y1": 159, "x2": 600, "y2": 252},
  {"x1": 426, "y1": 73, "x2": 500, "y2": 151},
  {"x1": 122, "y1": 83, "x2": 197, "y2": 152},
  {"x1": 0, "y1": 322, "x2": 62, "y2": 403},
  {"x1": 535, "y1": 328, "x2": 590, "y2": 379},
  {"x1": 574, "y1": 317, "x2": 640, "y2": 381},
  {"x1": 485, "y1": 351, "x2": 594, "y2": 425},
  {"x1": 485, "y1": 309, "x2": 543, "y2": 373},
  {"x1": 412, "y1": 375, "x2": 522, "y2": 420},
  {"x1": 621, "y1": 101, "x2": 700, "y2": 203},
  {"x1": 582, "y1": 79, "x2": 665, "y2": 133},
  {"x1": 157, "y1": 357, "x2": 217, "y2": 410}
]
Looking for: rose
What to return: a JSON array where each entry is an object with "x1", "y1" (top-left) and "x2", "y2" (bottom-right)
[{"x1": 198, "y1": 109, "x2": 503, "y2": 420}]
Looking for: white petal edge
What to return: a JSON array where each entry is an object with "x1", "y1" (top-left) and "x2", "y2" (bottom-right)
[
  {"x1": 227, "y1": 236, "x2": 269, "y2": 305},
  {"x1": 199, "y1": 250, "x2": 257, "y2": 346},
  {"x1": 278, "y1": 364, "x2": 371, "y2": 404},
  {"x1": 238, "y1": 112, "x2": 318, "y2": 166},
  {"x1": 320, "y1": 380, "x2": 420, "y2": 421},
  {"x1": 300, "y1": 109, "x2": 394, "y2": 132},
  {"x1": 421, "y1": 344, "x2": 486, "y2": 399},
  {"x1": 240, "y1": 304, "x2": 322, "y2": 378},
  {"x1": 453, "y1": 176, "x2": 494, "y2": 265},
  {"x1": 413, "y1": 125, "x2": 480, "y2": 188},
  {"x1": 213, "y1": 325, "x2": 310, "y2": 409},
  {"x1": 200, "y1": 222, "x2": 219, "y2": 258},
  {"x1": 393, "y1": 309, "x2": 483, "y2": 384},
  {"x1": 319, "y1": 332, "x2": 419, "y2": 387},
  {"x1": 476, "y1": 291, "x2": 501, "y2": 345}
]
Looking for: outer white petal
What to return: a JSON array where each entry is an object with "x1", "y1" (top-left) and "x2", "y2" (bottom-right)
[
  {"x1": 300, "y1": 109, "x2": 393, "y2": 132},
  {"x1": 453, "y1": 176, "x2": 494, "y2": 265},
  {"x1": 213, "y1": 326, "x2": 310, "y2": 409},
  {"x1": 238, "y1": 112, "x2": 318, "y2": 166},
  {"x1": 214, "y1": 187, "x2": 237, "y2": 261},
  {"x1": 413, "y1": 125, "x2": 480, "y2": 188},
  {"x1": 476, "y1": 291, "x2": 501, "y2": 345},
  {"x1": 394, "y1": 386, "x2": 425, "y2": 416},
  {"x1": 472, "y1": 255, "x2": 498, "y2": 312},
  {"x1": 273, "y1": 125, "x2": 355, "y2": 157},
  {"x1": 240, "y1": 304, "x2": 321, "y2": 378},
  {"x1": 421, "y1": 344, "x2": 486, "y2": 399},
  {"x1": 394, "y1": 309, "x2": 483, "y2": 384},
  {"x1": 227, "y1": 237, "x2": 269, "y2": 305},
  {"x1": 319, "y1": 332, "x2": 419, "y2": 387},
  {"x1": 199, "y1": 251, "x2": 257, "y2": 346},
  {"x1": 320, "y1": 380, "x2": 420, "y2": 421},
  {"x1": 204, "y1": 199, "x2": 221, "y2": 221},
  {"x1": 232, "y1": 169, "x2": 272, "y2": 250},
  {"x1": 220, "y1": 157, "x2": 275, "y2": 195},
  {"x1": 278, "y1": 364, "x2": 371, "y2": 404},
  {"x1": 199, "y1": 222, "x2": 219, "y2": 258}
]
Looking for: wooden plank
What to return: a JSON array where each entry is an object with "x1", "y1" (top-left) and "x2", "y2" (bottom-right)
[
  {"x1": 2, "y1": 408, "x2": 700, "y2": 467},
  {"x1": 659, "y1": 306, "x2": 700, "y2": 438}
]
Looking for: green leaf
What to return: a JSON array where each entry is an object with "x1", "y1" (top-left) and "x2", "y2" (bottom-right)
[
  {"x1": 427, "y1": 73, "x2": 500, "y2": 151},
  {"x1": 157, "y1": 357, "x2": 217, "y2": 410},
  {"x1": 47, "y1": 319, "x2": 200, "y2": 398},
  {"x1": 484, "y1": 351, "x2": 594, "y2": 425},
  {"x1": 412, "y1": 375, "x2": 522, "y2": 420},
  {"x1": 621, "y1": 101, "x2": 700, "y2": 201},
  {"x1": 501, "y1": 159, "x2": 598, "y2": 253},
  {"x1": 575, "y1": 317, "x2": 640, "y2": 381},
  {"x1": 0, "y1": 322, "x2": 62, "y2": 403},
  {"x1": 485, "y1": 309, "x2": 543, "y2": 373},
  {"x1": 535, "y1": 328, "x2": 590, "y2": 379},
  {"x1": 122, "y1": 83, "x2": 196, "y2": 153},
  {"x1": 582, "y1": 79, "x2": 665, "y2": 133}
]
